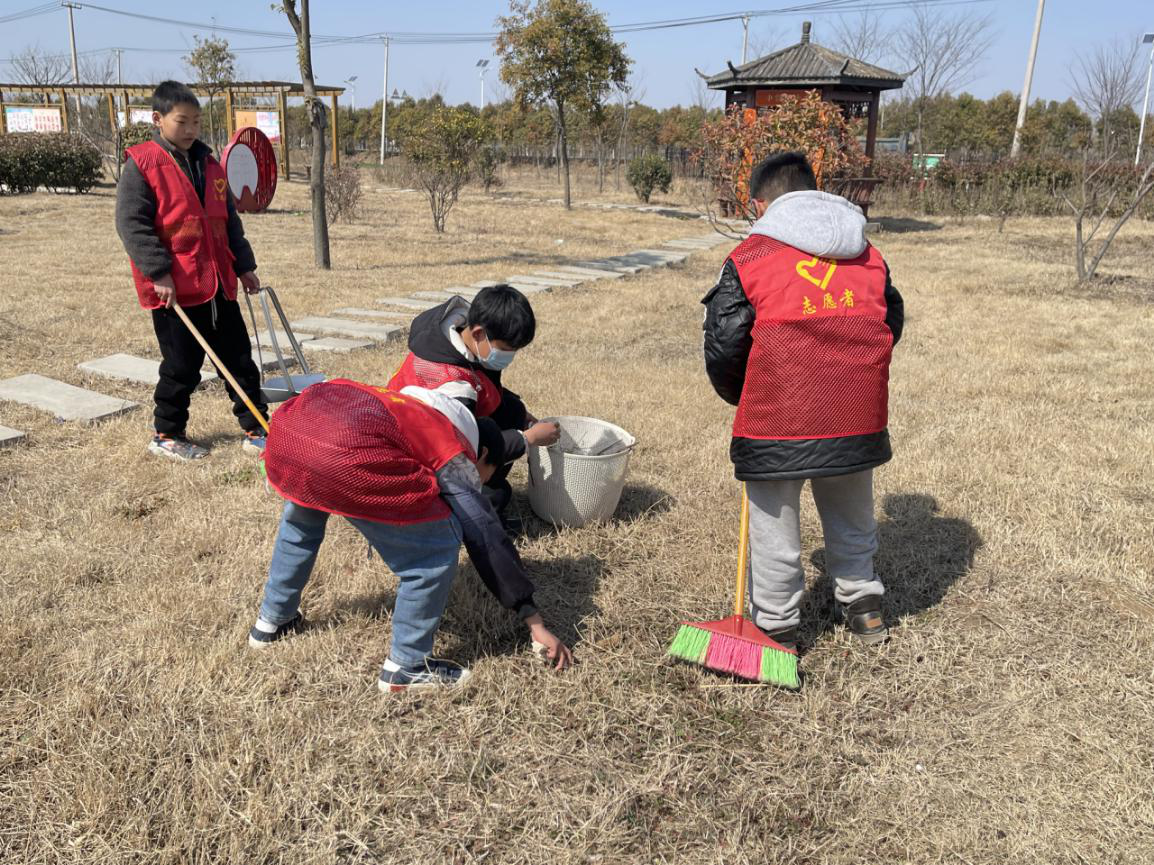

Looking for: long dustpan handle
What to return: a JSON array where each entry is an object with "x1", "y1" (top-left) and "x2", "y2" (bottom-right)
[
  {"x1": 172, "y1": 302, "x2": 270, "y2": 434},
  {"x1": 264, "y1": 286, "x2": 312, "y2": 375},
  {"x1": 734, "y1": 482, "x2": 750, "y2": 619},
  {"x1": 258, "y1": 289, "x2": 296, "y2": 389}
]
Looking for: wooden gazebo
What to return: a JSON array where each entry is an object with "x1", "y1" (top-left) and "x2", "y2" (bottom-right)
[
  {"x1": 702, "y1": 20, "x2": 905, "y2": 211},
  {"x1": 0, "y1": 80, "x2": 345, "y2": 180}
]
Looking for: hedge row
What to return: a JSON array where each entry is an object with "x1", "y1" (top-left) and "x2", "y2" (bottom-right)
[{"x1": 0, "y1": 133, "x2": 104, "y2": 194}]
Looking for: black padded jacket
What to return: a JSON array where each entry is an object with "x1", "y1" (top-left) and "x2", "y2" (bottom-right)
[{"x1": 702, "y1": 256, "x2": 905, "y2": 481}]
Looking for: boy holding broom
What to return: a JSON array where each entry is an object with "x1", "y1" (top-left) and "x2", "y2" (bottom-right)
[
  {"x1": 116, "y1": 80, "x2": 268, "y2": 461},
  {"x1": 702, "y1": 152, "x2": 904, "y2": 652}
]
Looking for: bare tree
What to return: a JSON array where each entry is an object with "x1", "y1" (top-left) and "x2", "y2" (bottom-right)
[
  {"x1": 1063, "y1": 152, "x2": 1154, "y2": 281},
  {"x1": 894, "y1": 2, "x2": 994, "y2": 155},
  {"x1": 831, "y1": 10, "x2": 893, "y2": 66},
  {"x1": 746, "y1": 23, "x2": 783, "y2": 61},
  {"x1": 689, "y1": 76, "x2": 720, "y2": 112},
  {"x1": 1071, "y1": 38, "x2": 1143, "y2": 153},
  {"x1": 8, "y1": 44, "x2": 70, "y2": 101},
  {"x1": 282, "y1": 0, "x2": 331, "y2": 269}
]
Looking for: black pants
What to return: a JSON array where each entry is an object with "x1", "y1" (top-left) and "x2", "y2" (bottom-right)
[
  {"x1": 151, "y1": 294, "x2": 268, "y2": 437},
  {"x1": 484, "y1": 389, "x2": 529, "y2": 514}
]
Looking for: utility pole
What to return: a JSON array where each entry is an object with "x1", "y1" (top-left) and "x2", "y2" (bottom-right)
[
  {"x1": 1010, "y1": 0, "x2": 1045, "y2": 158},
  {"x1": 379, "y1": 35, "x2": 389, "y2": 164},
  {"x1": 741, "y1": 14, "x2": 750, "y2": 65},
  {"x1": 64, "y1": 2, "x2": 80, "y2": 83},
  {"x1": 114, "y1": 48, "x2": 123, "y2": 85},
  {"x1": 1137, "y1": 33, "x2": 1154, "y2": 166}
]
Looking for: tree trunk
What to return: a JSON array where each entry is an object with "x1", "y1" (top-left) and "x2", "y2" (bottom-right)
[
  {"x1": 285, "y1": 0, "x2": 331, "y2": 269},
  {"x1": 557, "y1": 106, "x2": 571, "y2": 209}
]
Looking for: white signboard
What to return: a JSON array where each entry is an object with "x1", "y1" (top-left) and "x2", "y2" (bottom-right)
[
  {"x1": 116, "y1": 108, "x2": 155, "y2": 127},
  {"x1": 4, "y1": 106, "x2": 63, "y2": 134}
]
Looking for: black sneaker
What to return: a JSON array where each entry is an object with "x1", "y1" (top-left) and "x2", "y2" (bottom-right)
[
  {"x1": 248, "y1": 613, "x2": 304, "y2": 649},
  {"x1": 378, "y1": 658, "x2": 472, "y2": 693},
  {"x1": 844, "y1": 598, "x2": 888, "y2": 645},
  {"x1": 760, "y1": 625, "x2": 798, "y2": 653}
]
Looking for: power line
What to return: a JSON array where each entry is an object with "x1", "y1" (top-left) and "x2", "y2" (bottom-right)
[{"x1": 0, "y1": 2, "x2": 59, "y2": 26}]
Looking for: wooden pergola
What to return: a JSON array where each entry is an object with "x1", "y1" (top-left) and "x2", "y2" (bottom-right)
[
  {"x1": 0, "y1": 80, "x2": 345, "y2": 179},
  {"x1": 702, "y1": 21, "x2": 905, "y2": 212}
]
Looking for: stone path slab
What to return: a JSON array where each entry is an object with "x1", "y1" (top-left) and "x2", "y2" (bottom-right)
[
  {"x1": 0, "y1": 425, "x2": 26, "y2": 447},
  {"x1": 528, "y1": 272, "x2": 585, "y2": 285},
  {"x1": 410, "y1": 291, "x2": 459, "y2": 301},
  {"x1": 78, "y1": 353, "x2": 221, "y2": 387},
  {"x1": 375, "y1": 297, "x2": 441, "y2": 311},
  {"x1": 575, "y1": 260, "x2": 646, "y2": 274},
  {"x1": 291, "y1": 317, "x2": 403, "y2": 342},
  {"x1": 505, "y1": 283, "x2": 553, "y2": 295},
  {"x1": 506, "y1": 274, "x2": 577, "y2": 287},
  {"x1": 440, "y1": 286, "x2": 484, "y2": 298},
  {"x1": 663, "y1": 239, "x2": 716, "y2": 250},
  {"x1": 470, "y1": 280, "x2": 502, "y2": 289},
  {"x1": 332, "y1": 307, "x2": 412, "y2": 320},
  {"x1": 0, "y1": 374, "x2": 139, "y2": 423},
  {"x1": 255, "y1": 330, "x2": 315, "y2": 349},
  {"x1": 301, "y1": 337, "x2": 374, "y2": 352},
  {"x1": 536, "y1": 268, "x2": 620, "y2": 281},
  {"x1": 249, "y1": 350, "x2": 297, "y2": 372}
]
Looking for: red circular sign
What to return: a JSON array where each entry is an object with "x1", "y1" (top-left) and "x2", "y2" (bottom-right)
[{"x1": 222, "y1": 127, "x2": 278, "y2": 212}]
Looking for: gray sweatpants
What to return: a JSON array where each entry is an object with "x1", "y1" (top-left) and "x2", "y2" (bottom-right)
[{"x1": 746, "y1": 469, "x2": 882, "y2": 632}]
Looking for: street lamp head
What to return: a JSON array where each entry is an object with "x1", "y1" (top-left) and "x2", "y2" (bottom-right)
[
  {"x1": 347, "y1": 75, "x2": 358, "y2": 82},
  {"x1": 1143, "y1": 33, "x2": 1154, "y2": 44},
  {"x1": 476, "y1": 59, "x2": 490, "y2": 68}
]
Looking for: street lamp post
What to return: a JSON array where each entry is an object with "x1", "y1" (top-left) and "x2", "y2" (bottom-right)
[
  {"x1": 1137, "y1": 33, "x2": 1154, "y2": 166},
  {"x1": 344, "y1": 75, "x2": 358, "y2": 112},
  {"x1": 476, "y1": 59, "x2": 490, "y2": 109}
]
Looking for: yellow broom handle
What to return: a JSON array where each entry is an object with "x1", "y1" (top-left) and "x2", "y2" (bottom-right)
[
  {"x1": 172, "y1": 302, "x2": 270, "y2": 434},
  {"x1": 734, "y1": 482, "x2": 750, "y2": 617}
]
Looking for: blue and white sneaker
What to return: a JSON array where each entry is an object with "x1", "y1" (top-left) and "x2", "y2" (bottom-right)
[
  {"x1": 149, "y1": 433, "x2": 209, "y2": 461},
  {"x1": 242, "y1": 431, "x2": 267, "y2": 455},
  {"x1": 248, "y1": 613, "x2": 304, "y2": 649},
  {"x1": 378, "y1": 658, "x2": 472, "y2": 693}
]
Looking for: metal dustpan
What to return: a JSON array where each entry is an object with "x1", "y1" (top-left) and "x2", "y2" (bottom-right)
[{"x1": 245, "y1": 286, "x2": 326, "y2": 403}]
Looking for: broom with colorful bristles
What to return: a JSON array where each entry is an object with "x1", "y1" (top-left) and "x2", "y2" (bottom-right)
[{"x1": 668, "y1": 483, "x2": 800, "y2": 689}]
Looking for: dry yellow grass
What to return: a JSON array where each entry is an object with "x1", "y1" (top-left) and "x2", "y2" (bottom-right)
[{"x1": 1, "y1": 171, "x2": 1153, "y2": 864}]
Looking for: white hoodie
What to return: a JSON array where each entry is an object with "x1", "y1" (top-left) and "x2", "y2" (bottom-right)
[{"x1": 748, "y1": 190, "x2": 867, "y2": 260}]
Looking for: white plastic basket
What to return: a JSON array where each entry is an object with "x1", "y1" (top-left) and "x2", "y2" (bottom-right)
[{"x1": 527, "y1": 416, "x2": 636, "y2": 528}]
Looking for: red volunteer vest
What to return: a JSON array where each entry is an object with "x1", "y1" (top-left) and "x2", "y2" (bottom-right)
[
  {"x1": 126, "y1": 140, "x2": 238, "y2": 310},
  {"x1": 388, "y1": 352, "x2": 502, "y2": 417},
  {"x1": 264, "y1": 379, "x2": 473, "y2": 525},
  {"x1": 731, "y1": 234, "x2": 892, "y2": 440}
]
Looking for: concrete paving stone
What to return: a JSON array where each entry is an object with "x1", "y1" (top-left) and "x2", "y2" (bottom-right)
[
  {"x1": 254, "y1": 330, "x2": 315, "y2": 349},
  {"x1": 0, "y1": 425, "x2": 26, "y2": 447},
  {"x1": 440, "y1": 286, "x2": 485, "y2": 298},
  {"x1": 374, "y1": 297, "x2": 441, "y2": 311},
  {"x1": 506, "y1": 274, "x2": 577, "y2": 287},
  {"x1": 332, "y1": 307, "x2": 413, "y2": 320},
  {"x1": 575, "y1": 259, "x2": 646, "y2": 274},
  {"x1": 505, "y1": 283, "x2": 553, "y2": 294},
  {"x1": 663, "y1": 239, "x2": 716, "y2": 249},
  {"x1": 291, "y1": 317, "x2": 404, "y2": 342},
  {"x1": 249, "y1": 350, "x2": 297, "y2": 372},
  {"x1": 470, "y1": 280, "x2": 502, "y2": 289},
  {"x1": 0, "y1": 373, "x2": 139, "y2": 423},
  {"x1": 548, "y1": 266, "x2": 623, "y2": 280},
  {"x1": 527, "y1": 272, "x2": 586, "y2": 285},
  {"x1": 300, "y1": 337, "x2": 374, "y2": 352},
  {"x1": 79, "y1": 353, "x2": 221, "y2": 387},
  {"x1": 409, "y1": 291, "x2": 458, "y2": 301}
]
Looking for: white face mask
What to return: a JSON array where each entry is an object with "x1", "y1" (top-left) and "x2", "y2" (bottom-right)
[{"x1": 477, "y1": 331, "x2": 516, "y2": 371}]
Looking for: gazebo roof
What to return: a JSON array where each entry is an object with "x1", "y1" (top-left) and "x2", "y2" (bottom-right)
[{"x1": 705, "y1": 21, "x2": 905, "y2": 92}]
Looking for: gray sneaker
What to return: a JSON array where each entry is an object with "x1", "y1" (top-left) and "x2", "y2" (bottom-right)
[
  {"x1": 148, "y1": 434, "x2": 208, "y2": 461},
  {"x1": 378, "y1": 658, "x2": 472, "y2": 693},
  {"x1": 844, "y1": 598, "x2": 888, "y2": 645}
]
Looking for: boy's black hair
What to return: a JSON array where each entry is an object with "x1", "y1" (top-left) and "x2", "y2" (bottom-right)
[
  {"x1": 749, "y1": 151, "x2": 817, "y2": 203},
  {"x1": 466, "y1": 284, "x2": 536, "y2": 349},
  {"x1": 475, "y1": 417, "x2": 506, "y2": 468},
  {"x1": 152, "y1": 80, "x2": 201, "y2": 115}
]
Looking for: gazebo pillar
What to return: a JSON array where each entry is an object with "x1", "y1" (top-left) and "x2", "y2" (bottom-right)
[{"x1": 865, "y1": 91, "x2": 880, "y2": 176}]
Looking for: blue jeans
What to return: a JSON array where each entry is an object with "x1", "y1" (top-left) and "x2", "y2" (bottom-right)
[{"x1": 258, "y1": 501, "x2": 463, "y2": 667}]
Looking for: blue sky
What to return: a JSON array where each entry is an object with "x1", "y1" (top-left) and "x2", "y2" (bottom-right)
[{"x1": 2, "y1": 1, "x2": 1152, "y2": 109}]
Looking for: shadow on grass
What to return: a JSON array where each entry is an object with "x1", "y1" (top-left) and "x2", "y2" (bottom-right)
[
  {"x1": 802, "y1": 492, "x2": 983, "y2": 645},
  {"x1": 875, "y1": 216, "x2": 944, "y2": 234}
]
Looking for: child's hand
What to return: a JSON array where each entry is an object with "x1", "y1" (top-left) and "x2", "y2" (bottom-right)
[
  {"x1": 526, "y1": 615, "x2": 573, "y2": 670},
  {"x1": 239, "y1": 271, "x2": 262, "y2": 295},
  {"x1": 153, "y1": 273, "x2": 177, "y2": 308},
  {"x1": 525, "y1": 421, "x2": 561, "y2": 447}
]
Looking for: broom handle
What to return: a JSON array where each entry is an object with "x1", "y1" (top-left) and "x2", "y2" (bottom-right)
[
  {"x1": 172, "y1": 302, "x2": 270, "y2": 434},
  {"x1": 734, "y1": 482, "x2": 750, "y2": 618}
]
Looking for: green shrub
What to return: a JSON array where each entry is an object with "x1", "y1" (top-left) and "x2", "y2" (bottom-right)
[
  {"x1": 476, "y1": 146, "x2": 505, "y2": 192},
  {"x1": 0, "y1": 133, "x2": 103, "y2": 194},
  {"x1": 119, "y1": 123, "x2": 155, "y2": 154},
  {"x1": 626, "y1": 154, "x2": 672, "y2": 203}
]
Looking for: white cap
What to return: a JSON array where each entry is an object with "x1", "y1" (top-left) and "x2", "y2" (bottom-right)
[{"x1": 399, "y1": 386, "x2": 478, "y2": 456}]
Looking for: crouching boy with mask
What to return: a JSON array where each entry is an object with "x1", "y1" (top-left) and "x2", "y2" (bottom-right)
[
  {"x1": 248, "y1": 379, "x2": 572, "y2": 692},
  {"x1": 388, "y1": 285, "x2": 561, "y2": 520}
]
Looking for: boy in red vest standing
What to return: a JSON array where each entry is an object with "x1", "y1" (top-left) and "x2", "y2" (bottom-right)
[
  {"x1": 249, "y1": 380, "x2": 573, "y2": 691},
  {"x1": 116, "y1": 80, "x2": 268, "y2": 461},
  {"x1": 703, "y1": 152, "x2": 904, "y2": 652}
]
